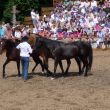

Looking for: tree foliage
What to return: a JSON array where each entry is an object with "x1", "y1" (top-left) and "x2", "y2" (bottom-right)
[{"x1": 2, "y1": 0, "x2": 40, "y2": 23}]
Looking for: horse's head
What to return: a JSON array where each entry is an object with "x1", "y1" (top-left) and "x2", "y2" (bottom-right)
[
  {"x1": 0, "y1": 38, "x2": 7, "y2": 54},
  {"x1": 35, "y1": 37, "x2": 43, "y2": 50},
  {"x1": 0, "y1": 39, "x2": 16, "y2": 54}
]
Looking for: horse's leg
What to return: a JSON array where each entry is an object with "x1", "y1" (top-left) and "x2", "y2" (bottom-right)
[
  {"x1": 16, "y1": 59, "x2": 21, "y2": 77},
  {"x1": 58, "y1": 60, "x2": 64, "y2": 74},
  {"x1": 38, "y1": 58, "x2": 44, "y2": 73},
  {"x1": 75, "y1": 57, "x2": 82, "y2": 75},
  {"x1": 32, "y1": 57, "x2": 44, "y2": 73},
  {"x1": 43, "y1": 57, "x2": 52, "y2": 75},
  {"x1": 32, "y1": 63, "x2": 38, "y2": 73},
  {"x1": 3, "y1": 59, "x2": 10, "y2": 78},
  {"x1": 64, "y1": 59, "x2": 71, "y2": 75},
  {"x1": 81, "y1": 63, "x2": 85, "y2": 74},
  {"x1": 54, "y1": 59, "x2": 59, "y2": 76},
  {"x1": 81, "y1": 58, "x2": 89, "y2": 77}
]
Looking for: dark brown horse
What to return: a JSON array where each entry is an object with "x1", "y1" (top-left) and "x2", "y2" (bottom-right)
[
  {"x1": 0, "y1": 38, "x2": 44, "y2": 78},
  {"x1": 35, "y1": 35, "x2": 82, "y2": 76},
  {"x1": 52, "y1": 41, "x2": 93, "y2": 76},
  {"x1": 34, "y1": 35, "x2": 93, "y2": 76}
]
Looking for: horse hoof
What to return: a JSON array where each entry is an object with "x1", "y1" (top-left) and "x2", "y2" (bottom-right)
[
  {"x1": 81, "y1": 70, "x2": 84, "y2": 73},
  {"x1": 46, "y1": 74, "x2": 51, "y2": 77},
  {"x1": 84, "y1": 75, "x2": 88, "y2": 77},
  {"x1": 62, "y1": 73, "x2": 68, "y2": 77},
  {"x1": 50, "y1": 77, "x2": 55, "y2": 80},
  {"x1": 3, "y1": 75, "x2": 6, "y2": 79},
  {"x1": 48, "y1": 72, "x2": 53, "y2": 75},
  {"x1": 18, "y1": 74, "x2": 21, "y2": 77},
  {"x1": 41, "y1": 71, "x2": 45, "y2": 74},
  {"x1": 2, "y1": 74, "x2": 5, "y2": 78},
  {"x1": 77, "y1": 73, "x2": 81, "y2": 76},
  {"x1": 32, "y1": 71, "x2": 34, "y2": 73},
  {"x1": 3, "y1": 76, "x2": 5, "y2": 79}
]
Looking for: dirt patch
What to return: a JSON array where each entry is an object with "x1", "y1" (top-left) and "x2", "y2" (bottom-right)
[{"x1": 0, "y1": 50, "x2": 110, "y2": 110}]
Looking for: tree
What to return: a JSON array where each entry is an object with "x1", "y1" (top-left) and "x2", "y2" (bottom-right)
[
  {"x1": 2, "y1": 0, "x2": 40, "y2": 23},
  {"x1": 0, "y1": 0, "x2": 8, "y2": 21}
]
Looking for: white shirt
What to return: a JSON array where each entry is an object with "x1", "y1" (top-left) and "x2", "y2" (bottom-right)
[
  {"x1": 91, "y1": 0, "x2": 97, "y2": 7},
  {"x1": 33, "y1": 27, "x2": 38, "y2": 34},
  {"x1": 50, "y1": 27, "x2": 57, "y2": 34},
  {"x1": 36, "y1": 13, "x2": 39, "y2": 20},
  {"x1": 31, "y1": 11, "x2": 36, "y2": 19},
  {"x1": 14, "y1": 31, "x2": 21, "y2": 39},
  {"x1": 16, "y1": 42, "x2": 32, "y2": 57}
]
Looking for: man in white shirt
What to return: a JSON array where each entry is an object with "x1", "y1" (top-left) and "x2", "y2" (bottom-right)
[{"x1": 16, "y1": 36, "x2": 32, "y2": 81}]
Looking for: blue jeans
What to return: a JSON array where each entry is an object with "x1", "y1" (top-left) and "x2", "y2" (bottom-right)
[{"x1": 21, "y1": 57, "x2": 29, "y2": 80}]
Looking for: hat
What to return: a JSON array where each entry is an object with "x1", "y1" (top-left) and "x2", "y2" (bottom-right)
[
  {"x1": 64, "y1": 10, "x2": 68, "y2": 13},
  {"x1": 43, "y1": 15, "x2": 46, "y2": 18}
]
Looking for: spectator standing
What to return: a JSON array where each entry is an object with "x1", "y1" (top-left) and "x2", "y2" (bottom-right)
[
  {"x1": 31, "y1": 9, "x2": 37, "y2": 28},
  {"x1": 0, "y1": 25, "x2": 5, "y2": 39},
  {"x1": 97, "y1": 26, "x2": 105, "y2": 47}
]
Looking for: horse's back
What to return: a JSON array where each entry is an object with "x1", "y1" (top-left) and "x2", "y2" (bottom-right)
[{"x1": 53, "y1": 44, "x2": 79, "y2": 59}]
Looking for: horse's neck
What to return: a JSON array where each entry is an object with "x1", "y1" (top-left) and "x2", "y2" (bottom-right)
[
  {"x1": 5, "y1": 42, "x2": 16, "y2": 55},
  {"x1": 5, "y1": 46, "x2": 14, "y2": 55}
]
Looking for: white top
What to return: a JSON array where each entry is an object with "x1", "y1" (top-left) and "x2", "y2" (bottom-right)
[
  {"x1": 33, "y1": 27, "x2": 38, "y2": 34},
  {"x1": 50, "y1": 27, "x2": 57, "y2": 34},
  {"x1": 31, "y1": 11, "x2": 36, "y2": 19},
  {"x1": 16, "y1": 42, "x2": 32, "y2": 57},
  {"x1": 14, "y1": 31, "x2": 21, "y2": 38},
  {"x1": 36, "y1": 13, "x2": 39, "y2": 20},
  {"x1": 91, "y1": 0, "x2": 97, "y2": 7}
]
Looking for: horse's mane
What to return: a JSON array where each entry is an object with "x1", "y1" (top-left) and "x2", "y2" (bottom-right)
[
  {"x1": 35, "y1": 34, "x2": 63, "y2": 44},
  {"x1": 5, "y1": 39, "x2": 16, "y2": 47}
]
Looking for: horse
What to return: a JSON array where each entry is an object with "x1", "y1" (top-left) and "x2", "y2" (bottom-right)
[
  {"x1": 0, "y1": 38, "x2": 44, "y2": 78},
  {"x1": 35, "y1": 35, "x2": 93, "y2": 76},
  {"x1": 34, "y1": 35, "x2": 82, "y2": 75},
  {"x1": 52, "y1": 43, "x2": 81, "y2": 75},
  {"x1": 0, "y1": 38, "x2": 21, "y2": 78},
  {"x1": 52, "y1": 41, "x2": 93, "y2": 76}
]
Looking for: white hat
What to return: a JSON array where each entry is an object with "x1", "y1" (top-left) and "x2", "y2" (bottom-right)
[
  {"x1": 43, "y1": 15, "x2": 46, "y2": 18},
  {"x1": 101, "y1": 24, "x2": 105, "y2": 27},
  {"x1": 64, "y1": 10, "x2": 68, "y2": 13}
]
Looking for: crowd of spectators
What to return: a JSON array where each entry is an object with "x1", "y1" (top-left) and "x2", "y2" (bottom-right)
[
  {"x1": 30, "y1": 0, "x2": 110, "y2": 47},
  {"x1": 0, "y1": 23, "x2": 30, "y2": 40},
  {"x1": 1, "y1": 0, "x2": 110, "y2": 48}
]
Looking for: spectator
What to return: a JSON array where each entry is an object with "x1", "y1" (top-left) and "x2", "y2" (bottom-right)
[
  {"x1": 31, "y1": 9, "x2": 37, "y2": 28},
  {"x1": 97, "y1": 25, "x2": 105, "y2": 47},
  {"x1": 0, "y1": 25, "x2": 5, "y2": 39},
  {"x1": 14, "y1": 27, "x2": 22, "y2": 40}
]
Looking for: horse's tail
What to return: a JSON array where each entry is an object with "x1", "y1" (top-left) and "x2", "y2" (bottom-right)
[{"x1": 88, "y1": 44, "x2": 93, "y2": 71}]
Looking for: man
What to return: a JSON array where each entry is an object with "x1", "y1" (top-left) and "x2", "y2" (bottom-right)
[{"x1": 16, "y1": 36, "x2": 32, "y2": 81}]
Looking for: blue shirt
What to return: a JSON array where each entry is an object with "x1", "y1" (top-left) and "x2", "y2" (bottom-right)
[{"x1": 0, "y1": 27, "x2": 5, "y2": 38}]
